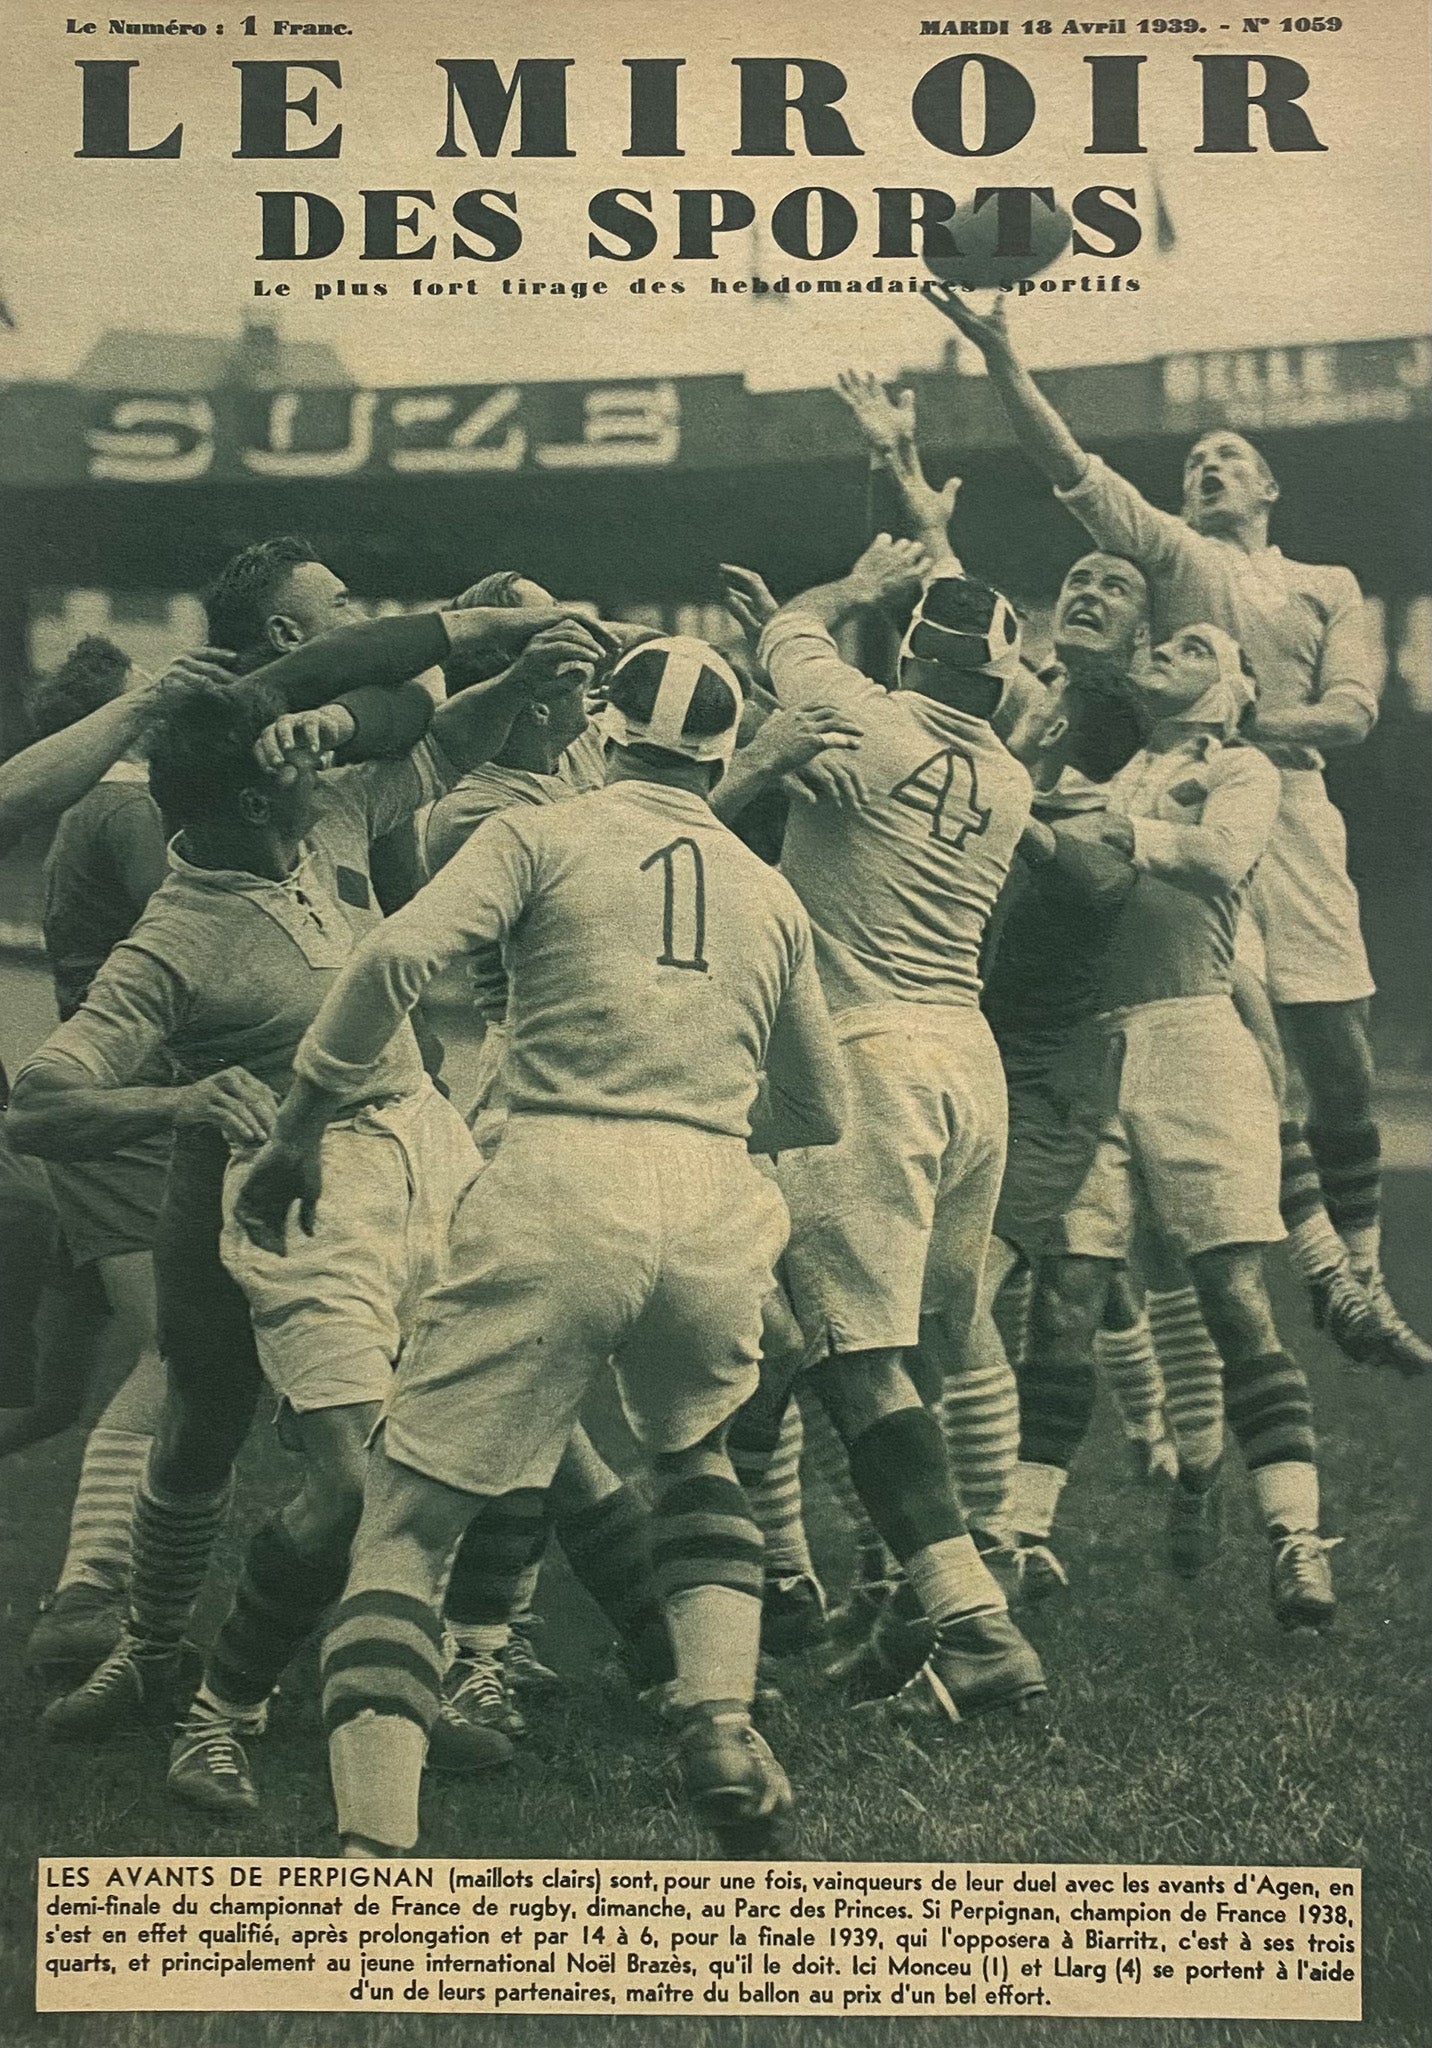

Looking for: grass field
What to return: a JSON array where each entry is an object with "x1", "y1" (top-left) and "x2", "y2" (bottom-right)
[{"x1": 1, "y1": 1170, "x2": 1428, "y2": 2048}]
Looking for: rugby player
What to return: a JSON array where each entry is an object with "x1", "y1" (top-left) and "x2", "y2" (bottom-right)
[
  {"x1": 233, "y1": 634, "x2": 847, "y2": 1856},
  {"x1": 11, "y1": 597, "x2": 610, "y2": 1795},
  {"x1": 929, "y1": 290, "x2": 1430, "y2": 1374},
  {"x1": 746, "y1": 526, "x2": 1051, "y2": 1732},
  {"x1": 1023, "y1": 624, "x2": 1341, "y2": 1628}
]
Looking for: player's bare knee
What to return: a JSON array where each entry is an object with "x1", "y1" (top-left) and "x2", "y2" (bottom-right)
[
  {"x1": 819, "y1": 1347, "x2": 912, "y2": 1440},
  {"x1": 1030, "y1": 1257, "x2": 1112, "y2": 1356},
  {"x1": 1188, "y1": 1245, "x2": 1279, "y2": 1356}
]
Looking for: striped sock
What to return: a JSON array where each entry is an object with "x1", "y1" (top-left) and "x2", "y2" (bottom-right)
[
  {"x1": 555, "y1": 1482, "x2": 673, "y2": 1685},
  {"x1": 1096, "y1": 1314, "x2": 1168, "y2": 1445},
  {"x1": 322, "y1": 1591, "x2": 447, "y2": 1852},
  {"x1": 203, "y1": 1517, "x2": 349, "y2": 1712},
  {"x1": 732, "y1": 1400, "x2": 813, "y2": 1579},
  {"x1": 1307, "y1": 1119, "x2": 1382, "y2": 1275},
  {"x1": 56, "y1": 1428, "x2": 152, "y2": 1596},
  {"x1": 1223, "y1": 1349, "x2": 1316, "y2": 1476},
  {"x1": 1279, "y1": 1122, "x2": 1349, "y2": 1282},
  {"x1": 1015, "y1": 1344, "x2": 1096, "y2": 1473},
  {"x1": 993, "y1": 1266, "x2": 1032, "y2": 1371},
  {"x1": 845, "y1": 1407, "x2": 968, "y2": 1562},
  {"x1": 796, "y1": 1384, "x2": 896, "y2": 1583},
  {"x1": 650, "y1": 1469, "x2": 765, "y2": 1603},
  {"x1": 445, "y1": 1490, "x2": 552, "y2": 1639},
  {"x1": 1147, "y1": 1288, "x2": 1225, "y2": 1477},
  {"x1": 128, "y1": 1470, "x2": 232, "y2": 1651},
  {"x1": 937, "y1": 1320, "x2": 1021, "y2": 1533}
]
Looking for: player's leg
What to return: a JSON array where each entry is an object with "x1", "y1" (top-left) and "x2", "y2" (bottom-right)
[
  {"x1": 729, "y1": 1288, "x2": 826, "y2": 1655},
  {"x1": 548, "y1": 1424, "x2": 674, "y2": 1691},
  {"x1": 324, "y1": 1447, "x2": 484, "y2": 1857},
  {"x1": 1136, "y1": 1221, "x2": 1227, "y2": 1575},
  {"x1": 621, "y1": 1134, "x2": 798, "y2": 1849},
  {"x1": 1185, "y1": 1243, "x2": 1336, "y2": 1629},
  {"x1": 925, "y1": 1240, "x2": 1023, "y2": 1548},
  {"x1": 815, "y1": 1345, "x2": 1046, "y2": 1724},
  {"x1": 168, "y1": 1398, "x2": 385, "y2": 1814},
  {"x1": 1279, "y1": 999, "x2": 1431, "y2": 1372},
  {"x1": 41, "y1": 1135, "x2": 262, "y2": 1741},
  {"x1": 1006, "y1": 1254, "x2": 1118, "y2": 1596},
  {"x1": 1095, "y1": 1267, "x2": 1177, "y2": 1484}
]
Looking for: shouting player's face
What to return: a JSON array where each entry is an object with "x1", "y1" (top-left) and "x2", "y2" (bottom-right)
[
  {"x1": 1053, "y1": 553, "x2": 1148, "y2": 666},
  {"x1": 1181, "y1": 433, "x2": 1278, "y2": 536}
]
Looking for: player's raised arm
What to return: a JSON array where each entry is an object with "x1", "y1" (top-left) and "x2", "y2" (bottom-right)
[
  {"x1": 430, "y1": 620, "x2": 609, "y2": 772},
  {"x1": 749, "y1": 932, "x2": 847, "y2": 1156},
  {"x1": 924, "y1": 290, "x2": 1088, "y2": 492},
  {"x1": 748, "y1": 535, "x2": 928, "y2": 715},
  {"x1": 834, "y1": 369, "x2": 963, "y2": 574}
]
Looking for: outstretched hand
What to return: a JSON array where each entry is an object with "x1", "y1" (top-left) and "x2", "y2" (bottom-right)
[
  {"x1": 846, "y1": 533, "x2": 931, "y2": 610},
  {"x1": 719, "y1": 564, "x2": 780, "y2": 648},
  {"x1": 834, "y1": 369, "x2": 917, "y2": 457},
  {"x1": 924, "y1": 284, "x2": 1011, "y2": 357}
]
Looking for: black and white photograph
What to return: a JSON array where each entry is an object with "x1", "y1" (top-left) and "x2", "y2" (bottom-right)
[{"x1": 0, "y1": 2, "x2": 1428, "y2": 2042}]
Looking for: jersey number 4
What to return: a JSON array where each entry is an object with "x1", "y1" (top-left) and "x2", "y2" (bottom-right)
[
  {"x1": 641, "y1": 836, "x2": 709, "y2": 973},
  {"x1": 890, "y1": 746, "x2": 991, "y2": 848}
]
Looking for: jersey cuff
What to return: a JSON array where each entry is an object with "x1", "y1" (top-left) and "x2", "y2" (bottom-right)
[{"x1": 291, "y1": 1034, "x2": 381, "y2": 1100}]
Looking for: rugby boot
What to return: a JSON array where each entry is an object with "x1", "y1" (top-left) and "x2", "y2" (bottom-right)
[
  {"x1": 444, "y1": 1646, "x2": 526, "y2": 1741},
  {"x1": 426, "y1": 1699, "x2": 516, "y2": 1775},
  {"x1": 1361, "y1": 1276, "x2": 1432, "y2": 1378},
  {"x1": 759, "y1": 1571, "x2": 829, "y2": 1657},
  {"x1": 1270, "y1": 1532, "x2": 1341, "y2": 1631},
  {"x1": 26, "y1": 1583, "x2": 125, "y2": 1682},
  {"x1": 502, "y1": 1621, "x2": 563, "y2": 1695},
  {"x1": 167, "y1": 1704, "x2": 266, "y2": 1815},
  {"x1": 871, "y1": 1610, "x2": 1048, "y2": 1730},
  {"x1": 1308, "y1": 1263, "x2": 1390, "y2": 1370},
  {"x1": 826, "y1": 1578, "x2": 933, "y2": 1700},
  {"x1": 1011, "y1": 1541, "x2": 1071, "y2": 1605},
  {"x1": 42, "y1": 1630, "x2": 184, "y2": 1742},
  {"x1": 670, "y1": 1700, "x2": 793, "y2": 1857}
]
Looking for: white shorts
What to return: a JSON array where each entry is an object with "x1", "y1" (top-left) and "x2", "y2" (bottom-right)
[
  {"x1": 776, "y1": 1003, "x2": 1007, "y2": 1358},
  {"x1": 220, "y1": 1082, "x2": 480, "y2": 1414},
  {"x1": 1252, "y1": 768, "x2": 1374, "y2": 1006},
  {"x1": 383, "y1": 1114, "x2": 790, "y2": 1497},
  {"x1": 1055, "y1": 996, "x2": 1284, "y2": 1264}
]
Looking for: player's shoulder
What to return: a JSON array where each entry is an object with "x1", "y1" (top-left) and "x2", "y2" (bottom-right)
[
  {"x1": 1215, "y1": 738, "x2": 1281, "y2": 788},
  {"x1": 95, "y1": 880, "x2": 215, "y2": 990}
]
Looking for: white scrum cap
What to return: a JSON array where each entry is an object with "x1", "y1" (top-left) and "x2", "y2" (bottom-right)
[{"x1": 600, "y1": 635, "x2": 745, "y2": 766}]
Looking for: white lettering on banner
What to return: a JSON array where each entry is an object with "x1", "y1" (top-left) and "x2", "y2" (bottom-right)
[
  {"x1": 534, "y1": 383, "x2": 681, "y2": 470},
  {"x1": 85, "y1": 399, "x2": 215, "y2": 482},
  {"x1": 242, "y1": 390, "x2": 378, "y2": 478},
  {"x1": 389, "y1": 388, "x2": 526, "y2": 473},
  {"x1": 1161, "y1": 342, "x2": 1430, "y2": 429},
  {"x1": 83, "y1": 384, "x2": 682, "y2": 479}
]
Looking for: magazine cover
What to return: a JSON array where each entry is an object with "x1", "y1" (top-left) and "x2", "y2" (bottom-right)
[{"x1": 0, "y1": 0, "x2": 1428, "y2": 2042}]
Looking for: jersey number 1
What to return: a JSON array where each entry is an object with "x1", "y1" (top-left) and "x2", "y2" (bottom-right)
[
  {"x1": 890, "y1": 745, "x2": 991, "y2": 848},
  {"x1": 641, "y1": 837, "x2": 709, "y2": 973}
]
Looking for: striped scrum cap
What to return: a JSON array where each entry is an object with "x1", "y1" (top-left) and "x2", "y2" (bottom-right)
[{"x1": 600, "y1": 636, "x2": 744, "y2": 766}]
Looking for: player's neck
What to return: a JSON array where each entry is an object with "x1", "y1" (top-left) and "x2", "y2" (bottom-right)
[
  {"x1": 1191, "y1": 509, "x2": 1271, "y2": 555},
  {"x1": 605, "y1": 751, "x2": 713, "y2": 800},
  {"x1": 178, "y1": 822, "x2": 302, "y2": 880},
  {"x1": 494, "y1": 726, "x2": 565, "y2": 775}
]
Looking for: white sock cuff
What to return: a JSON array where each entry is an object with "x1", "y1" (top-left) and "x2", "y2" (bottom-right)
[
  {"x1": 1250, "y1": 1460, "x2": 1320, "y2": 1536},
  {"x1": 1007, "y1": 1462, "x2": 1068, "y2": 1542}
]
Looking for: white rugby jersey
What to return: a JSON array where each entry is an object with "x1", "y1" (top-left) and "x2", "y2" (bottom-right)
[
  {"x1": 759, "y1": 612, "x2": 1032, "y2": 1016},
  {"x1": 295, "y1": 778, "x2": 828, "y2": 1143}
]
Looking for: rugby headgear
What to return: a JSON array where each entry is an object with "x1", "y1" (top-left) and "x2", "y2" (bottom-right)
[
  {"x1": 600, "y1": 636, "x2": 744, "y2": 767},
  {"x1": 1167, "y1": 622, "x2": 1256, "y2": 740},
  {"x1": 899, "y1": 574, "x2": 1023, "y2": 693}
]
